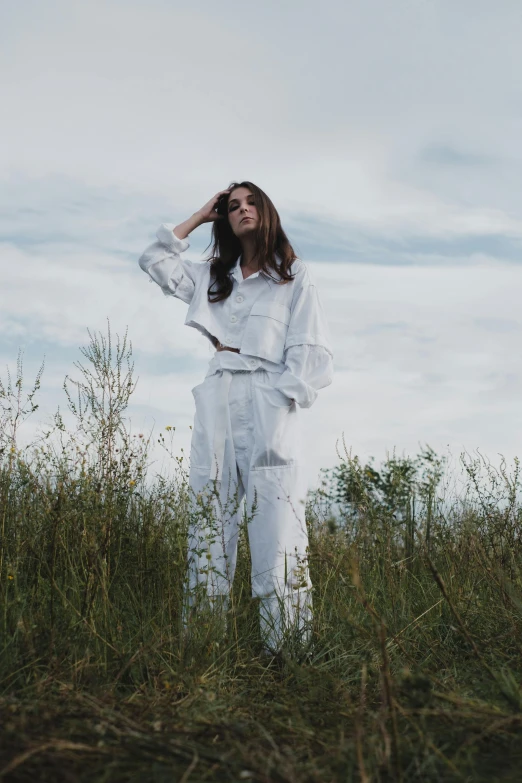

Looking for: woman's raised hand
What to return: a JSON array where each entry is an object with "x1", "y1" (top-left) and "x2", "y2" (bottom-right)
[
  {"x1": 196, "y1": 189, "x2": 232, "y2": 223},
  {"x1": 173, "y1": 189, "x2": 232, "y2": 240}
]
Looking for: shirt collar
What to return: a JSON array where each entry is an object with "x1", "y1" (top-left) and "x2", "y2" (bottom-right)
[{"x1": 230, "y1": 254, "x2": 282, "y2": 284}]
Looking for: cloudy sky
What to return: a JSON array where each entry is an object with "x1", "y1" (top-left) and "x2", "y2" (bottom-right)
[{"x1": 1, "y1": 0, "x2": 522, "y2": 491}]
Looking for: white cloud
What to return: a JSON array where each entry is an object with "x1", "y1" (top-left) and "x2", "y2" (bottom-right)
[{"x1": 2, "y1": 0, "x2": 522, "y2": 235}]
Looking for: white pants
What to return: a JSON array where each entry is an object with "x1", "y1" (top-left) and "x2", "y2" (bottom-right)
[{"x1": 186, "y1": 364, "x2": 312, "y2": 651}]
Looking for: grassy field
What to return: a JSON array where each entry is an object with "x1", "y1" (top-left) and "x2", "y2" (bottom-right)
[{"x1": 1, "y1": 330, "x2": 522, "y2": 782}]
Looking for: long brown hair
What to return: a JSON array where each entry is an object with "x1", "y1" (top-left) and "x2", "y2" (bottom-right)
[{"x1": 204, "y1": 181, "x2": 297, "y2": 303}]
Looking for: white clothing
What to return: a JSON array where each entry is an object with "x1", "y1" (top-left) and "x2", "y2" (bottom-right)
[
  {"x1": 138, "y1": 223, "x2": 333, "y2": 650},
  {"x1": 187, "y1": 363, "x2": 311, "y2": 649},
  {"x1": 138, "y1": 223, "x2": 334, "y2": 410}
]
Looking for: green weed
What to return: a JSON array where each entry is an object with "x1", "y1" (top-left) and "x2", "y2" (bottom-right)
[{"x1": 1, "y1": 326, "x2": 521, "y2": 782}]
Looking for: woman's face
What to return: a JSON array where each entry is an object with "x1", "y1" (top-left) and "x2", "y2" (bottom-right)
[{"x1": 227, "y1": 187, "x2": 259, "y2": 239}]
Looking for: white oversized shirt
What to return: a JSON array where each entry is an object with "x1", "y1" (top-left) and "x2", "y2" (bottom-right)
[{"x1": 139, "y1": 223, "x2": 333, "y2": 408}]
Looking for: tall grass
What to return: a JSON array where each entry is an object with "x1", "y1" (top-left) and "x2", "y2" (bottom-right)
[{"x1": 1, "y1": 326, "x2": 522, "y2": 782}]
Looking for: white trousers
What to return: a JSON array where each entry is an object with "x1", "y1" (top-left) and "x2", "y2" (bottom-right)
[{"x1": 186, "y1": 363, "x2": 312, "y2": 651}]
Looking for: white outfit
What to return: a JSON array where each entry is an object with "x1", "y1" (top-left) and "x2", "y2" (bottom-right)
[{"x1": 139, "y1": 223, "x2": 333, "y2": 650}]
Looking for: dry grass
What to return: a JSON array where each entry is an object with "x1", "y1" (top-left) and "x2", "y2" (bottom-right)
[{"x1": 1, "y1": 329, "x2": 522, "y2": 782}]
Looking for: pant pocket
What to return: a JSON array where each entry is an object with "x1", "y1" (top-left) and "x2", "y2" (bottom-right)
[
  {"x1": 190, "y1": 375, "x2": 219, "y2": 469},
  {"x1": 251, "y1": 373, "x2": 300, "y2": 469},
  {"x1": 265, "y1": 386, "x2": 294, "y2": 408},
  {"x1": 255, "y1": 370, "x2": 293, "y2": 408}
]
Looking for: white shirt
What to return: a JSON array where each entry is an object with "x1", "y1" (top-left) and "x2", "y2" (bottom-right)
[{"x1": 139, "y1": 223, "x2": 333, "y2": 408}]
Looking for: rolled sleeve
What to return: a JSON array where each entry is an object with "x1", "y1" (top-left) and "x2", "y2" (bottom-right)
[
  {"x1": 272, "y1": 265, "x2": 334, "y2": 407},
  {"x1": 138, "y1": 223, "x2": 196, "y2": 304}
]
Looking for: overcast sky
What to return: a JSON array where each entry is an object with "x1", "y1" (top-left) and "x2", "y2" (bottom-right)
[{"x1": 1, "y1": 0, "x2": 522, "y2": 491}]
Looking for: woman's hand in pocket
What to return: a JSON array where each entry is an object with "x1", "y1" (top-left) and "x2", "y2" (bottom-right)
[{"x1": 266, "y1": 386, "x2": 294, "y2": 408}]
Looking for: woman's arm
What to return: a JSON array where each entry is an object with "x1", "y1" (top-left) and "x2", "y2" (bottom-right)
[
  {"x1": 272, "y1": 265, "x2": 334, "y2": 407},
  {"x1": 172, "y1": 212, "x2": 205, "y2": 240},
  {"x1": 173, "y1": 187, "x2": 231, "y2": 238},
  {"x1": 138, "y1": 225, "x2": 196, "y2": 303},
  {"x1": 273, "y1": 344, "x2": 333, "y2": 408},
  {"x1": 138, "y1": 189, "x2": 232, "y2": 303}
]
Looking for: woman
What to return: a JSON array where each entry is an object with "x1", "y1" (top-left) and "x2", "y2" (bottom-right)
[{"x1": 138, "y1": 182, "x2": 333, "y2": 653}]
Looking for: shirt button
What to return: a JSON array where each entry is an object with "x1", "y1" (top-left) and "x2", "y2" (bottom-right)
[
  {"x1": 249, "y1": 359, "x2": 256, "y2": 367},
  {"x1": 236, "y1": 295, "x2": 244, "y2": 303},
  {"x1": 230, "y1": 315, "x2": 237, "y2": 323}
]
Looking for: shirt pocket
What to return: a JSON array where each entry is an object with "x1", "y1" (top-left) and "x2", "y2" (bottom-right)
[{"x1": 240, "y1": 301, "x2": 291, "y2": 363}]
